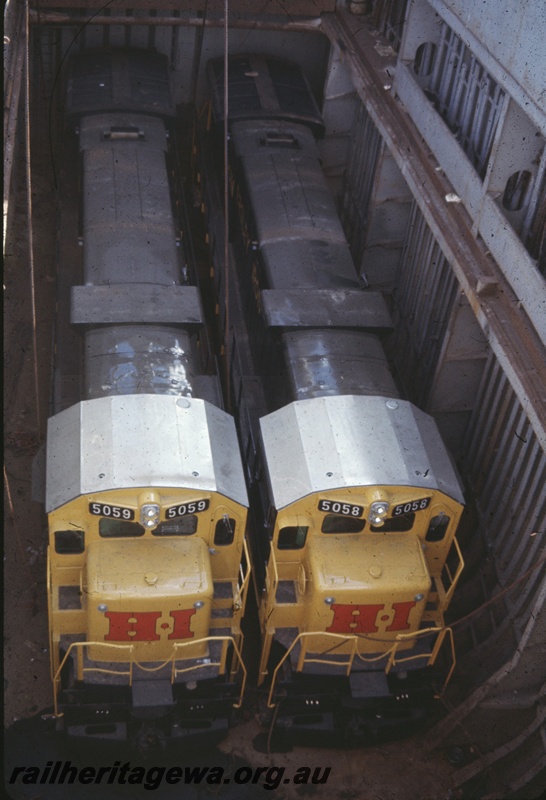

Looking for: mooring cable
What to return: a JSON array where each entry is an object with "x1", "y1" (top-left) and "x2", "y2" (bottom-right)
[
  {"x1": 223, "y1": 0, "x2": 231, "y2": 411},
  {"x1": 24, "y1": 0, "x2": 42, "y2": 435}
]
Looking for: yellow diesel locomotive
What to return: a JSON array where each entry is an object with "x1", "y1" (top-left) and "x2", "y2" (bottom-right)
[
  {"x1": 45, "y1": 49, "x2": 250, "y2": 751},
  {"x1": 205, "y1": 54, "x2": 465, "y2": 744}
]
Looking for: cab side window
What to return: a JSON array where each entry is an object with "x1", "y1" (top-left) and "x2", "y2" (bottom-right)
[
  {"x1": 55, "y1": 529, "x2": 85, "y2": 554},
  {"x1": 426, "y1": 513, "x2": 450, "y2": 542},
  {"x1": 214, "y1": 516, "x2": 236, "y2": 546},
  {"x1": 278, "y1": 525, "x2": 308, "y2": 550}
]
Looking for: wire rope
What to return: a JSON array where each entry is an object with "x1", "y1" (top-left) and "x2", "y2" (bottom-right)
[
  {"x1": 24, "y1": 0, "x2": 42, "y2": 434},
  {"x1": 223, "y1": 0, "x2": 231, "y2": 411}
]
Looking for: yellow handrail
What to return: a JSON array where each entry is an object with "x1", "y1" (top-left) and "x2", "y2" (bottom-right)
[
  {"x1": 385, "y1": 626, "x2": 456, "y2": 694},
  {"x1": 52, "y1": 641, "x2": 135, "y2": 715},
  {"x1": 296, "y1": 633, "x2": 356, "y2": 674},
  {"x1": 442, "y1": 537, "x2": 464, "y2": 608},
  {"x1": 233, "y1": 536, "x2": 252, "y2": 612},
  {"x1": 52, "y1": 634, "x2": 248, "y2": 716},
  {"x1": 266, "y1": 626, "x2": 457, "y2": 709},
  {"x1": 267, "y1": 631, "x2": 360, "y2": 708},
  {"x1": 171, "y1": 635, "x2": 247, "y2": 708},
  {"x1": 46, "y1": 548, "x2": 54, "y2": 682},
  {"x1": 265, "y1": 544, "x2": 280, "y2": 601}
]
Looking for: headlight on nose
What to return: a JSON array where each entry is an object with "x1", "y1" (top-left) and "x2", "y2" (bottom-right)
[
  {"x1": 369, "y1": 501, "x2": 389, "y2": 526},
  {"x1": 141, "y1": 503, "x2": 160, "y2": 528}
]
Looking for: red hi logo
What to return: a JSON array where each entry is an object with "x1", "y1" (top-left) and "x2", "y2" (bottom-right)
[
  {"x1": 104, "y1": 609, "x2": 197, "y2": 641},
  {"x1": 326, "y1": 601, "x2": 417, "y2": 634}
]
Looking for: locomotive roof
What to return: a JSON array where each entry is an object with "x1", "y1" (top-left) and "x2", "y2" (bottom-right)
[
  {"x1": 259, "y1": 395, "x2": 465, "y2": 510},
  {"x1": 66, "y1": 48, "x2": 175, "y2": 119},
  {"x1": 207, "y1": 54, "x2": 325, "y2": 137},
  {"x1": 46, "y1": 395, "x2": 248, "y2": 512},
  {"x1": 230, "y1": 119, "x2": 361, "y2": 292}
]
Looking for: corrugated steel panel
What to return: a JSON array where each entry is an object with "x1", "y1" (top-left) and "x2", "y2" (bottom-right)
[
  {"x1": 371, "y1": 0, "x2": 408, "y2": 54},
  {"x1": 391, "y1": 202, "x2": 459, "y2": 406},
  {"x1": 378, "y1": 196, "x2": 545, "y2": 650},
  {"x1": 428, "y1": 22, "x2": 506, "y2": 179},
  {"x1": 463, "y1": 354, "x2": 546, "y2": 635},
  {"x1": 339, "y1": 101, "x2": 382, "y2": 268}
]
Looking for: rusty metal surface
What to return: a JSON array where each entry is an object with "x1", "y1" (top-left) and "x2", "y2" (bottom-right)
[
  {"x1": 320, "y1": 9, "x2": 546, "y2": 451},
  {"x1": 28, "y1": 7, "x2": 326, "y2": 31},
  {"x1": 30, "y1": 0, "x2": 335, "y2": 11},
  {"x1": 393, "y1": 59, "x2": 546, "y2": 342}
]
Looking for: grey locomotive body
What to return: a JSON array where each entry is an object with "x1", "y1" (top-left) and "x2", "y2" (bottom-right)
[
  {"x1": 224, "y1": 111, "x2": 396, "y2": 405},
  {"x1": 67, "y1": 51, "x2": 205, "y2": 404}
]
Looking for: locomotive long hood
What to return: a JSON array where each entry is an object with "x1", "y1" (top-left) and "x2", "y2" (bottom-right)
[
  {"x1": 259, "y1": 395, "x2": 465, "y2": 510},
  {"x1": 45, "y1": 394, "x2": 248, "y2": 512}
]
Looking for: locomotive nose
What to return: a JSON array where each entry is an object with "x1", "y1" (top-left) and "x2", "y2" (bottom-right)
[
  {"x1": 86, "y1": 537, "x2": 213, "y2": 663},
  {"x1": 305, "y1": 533, "x2": 431, "y2": 653}
]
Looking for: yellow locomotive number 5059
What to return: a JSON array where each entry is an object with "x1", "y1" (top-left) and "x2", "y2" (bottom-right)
[{"x1": 89, "y1": 502, "x2": 134, "y2": 520}]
